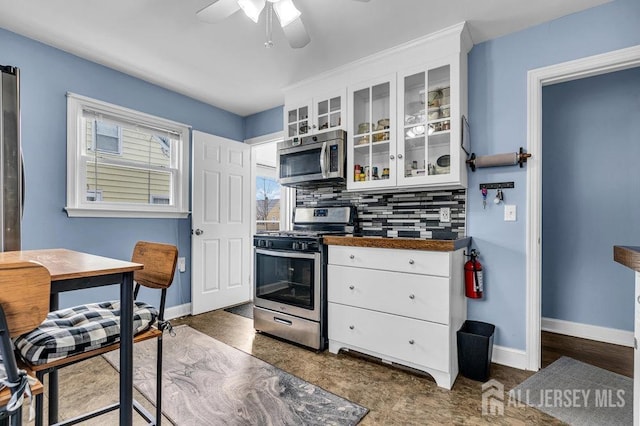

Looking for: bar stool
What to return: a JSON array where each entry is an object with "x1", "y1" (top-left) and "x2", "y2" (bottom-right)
[
  {"x1": 0, "y1": 261, "x2": 49, "y2": 426},
  {"x1": 14, "y1": 241, "x2": 178, "y2": 426}
]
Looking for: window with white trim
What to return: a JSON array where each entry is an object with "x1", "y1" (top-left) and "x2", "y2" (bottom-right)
[{"x1": 65, "y1": 93, "x2": 190, "y2": 218}]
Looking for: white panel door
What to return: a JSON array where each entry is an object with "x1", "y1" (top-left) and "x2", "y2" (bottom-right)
[{"x1": 192, "y1": 131, "x2": 251, "y2": 315}]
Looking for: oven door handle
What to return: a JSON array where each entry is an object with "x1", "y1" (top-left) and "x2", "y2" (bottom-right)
[
  {"x1": 255, "y1": 248, "x2": 320, "y2": 260},
  {"x1": 320, "y1": 141, "x2": 328, "y2": 178}
]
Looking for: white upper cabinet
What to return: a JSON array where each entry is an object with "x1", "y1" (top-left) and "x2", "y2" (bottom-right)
[
  {"x1": 285, "y1": 101, "x2": 312, "y2": 138},
  {"x1": 285, "y1": 89, "x2": 346, "y2": 138},
  {"x1": 396, "y1": 58, "x2": 462, "y2": 188},
  {"x1": 283, "y1": 22, "x2": 472, "y2": 190},
  {"x1": 347, "y1": 74, "x2": 397, "y2": 190}
]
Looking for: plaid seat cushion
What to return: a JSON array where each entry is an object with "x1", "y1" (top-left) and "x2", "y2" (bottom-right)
[{"x1": 14, "y1": 301, "x2": 157, "y2": 366}]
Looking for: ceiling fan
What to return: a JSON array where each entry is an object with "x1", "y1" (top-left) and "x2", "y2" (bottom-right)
[{"x1": 197, "y1": 0, "x2": 370, "y2": 49}]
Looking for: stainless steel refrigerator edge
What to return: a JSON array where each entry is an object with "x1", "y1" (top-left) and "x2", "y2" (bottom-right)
[{"x1": 0, "y1": 65, "x2": 22, "y2": 251}]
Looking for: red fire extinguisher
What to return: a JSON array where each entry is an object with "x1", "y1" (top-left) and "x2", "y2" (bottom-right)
[{"x1": 464, "y1": 249, "x2": 483, "y2": 299}]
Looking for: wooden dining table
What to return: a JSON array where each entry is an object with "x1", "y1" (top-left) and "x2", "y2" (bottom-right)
[{"x1": 0, "y1": 248, "x2": 143, "y2": 425}]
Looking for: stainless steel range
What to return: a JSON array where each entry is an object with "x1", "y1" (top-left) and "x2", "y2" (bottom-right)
[{"x1": 253, "y1": 206, "x2": 356, "y2": 350}]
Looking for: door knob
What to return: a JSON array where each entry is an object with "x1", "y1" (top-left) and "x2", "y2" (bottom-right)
[
  {"x1": 390, "y1": 155, "x2": 395, "y2": 160},
  {"x1": 194, "y1": 229, "x2": 204, "y2": 236},
  {"x1": 398, "y1": 154, "x2": 403, "y2": 159}
]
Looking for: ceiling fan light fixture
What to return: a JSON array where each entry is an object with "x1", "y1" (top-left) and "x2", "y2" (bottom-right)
[
  {"x1": 273, "y1": 0, "x2": 301, "y2": 27},
  {"x1": 237, "y1": 0, "x2": 265, "y2": 23}
]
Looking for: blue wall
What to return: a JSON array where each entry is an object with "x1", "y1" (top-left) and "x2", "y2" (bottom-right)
[
  {"x1": 467, "y1": 0, "x2": 640, "y2": 348},
  {"x1": 244, "y1": 106, "x2": 283, "y2": 140},
  {"x1": 541, "y1": 68, "x2": 640, "y2": 330},
  {"x1": 0, "y1": 27, "x2": 244, "y2": 310}
]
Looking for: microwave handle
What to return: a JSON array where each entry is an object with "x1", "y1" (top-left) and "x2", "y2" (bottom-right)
[{"x1": 320, "y1": 141, "x2": 328, "y2": 178}]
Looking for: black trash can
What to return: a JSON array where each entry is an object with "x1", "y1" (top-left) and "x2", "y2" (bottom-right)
[{"x1": 457, "y1": 320, "x2": 495, "y2": 382}]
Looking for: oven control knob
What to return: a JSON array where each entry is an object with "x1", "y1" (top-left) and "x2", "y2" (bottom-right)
[
  {"x1": 300, "y1": 242, "x2": 308, "y2": 251},
  {"x1": 292, "y1": 242, "x2": 299, "y2": 250},
  {"x1": 258, "y1": 240, "x2": 266, "y2": 247},
  {"x1": 266, "y1": 240, "x2": 273, "y2": 248}
]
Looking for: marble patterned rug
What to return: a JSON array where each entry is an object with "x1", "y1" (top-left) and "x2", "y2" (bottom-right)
[{"x1": 103, "y1": 325, "x2": 368, "y2": 425}]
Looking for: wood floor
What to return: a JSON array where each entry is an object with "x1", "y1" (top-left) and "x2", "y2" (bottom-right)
[
  {"x1": 23, "y1": 312, "x2": 633, "y2": 425},
  {"x1": 541, "y1": 330, "x2": 633, "y2": 378}
]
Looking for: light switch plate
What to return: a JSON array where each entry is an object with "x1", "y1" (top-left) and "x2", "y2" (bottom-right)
[
  {"x1": 178, "y1": 257, "x2": 186, "y2": 272},
  {"x1": 504, "y1": 205, "x2": 516, "y2": 222}
]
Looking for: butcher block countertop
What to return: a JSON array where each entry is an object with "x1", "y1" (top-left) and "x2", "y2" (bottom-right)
[
  {"x1": 323, "y1": 236, "x2": 472, "y2": 252},
  {"x1": 614, "y1": 246, "x2": 640, "y2": 273}
]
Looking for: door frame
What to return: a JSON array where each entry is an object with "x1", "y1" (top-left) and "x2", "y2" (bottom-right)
[
  {"x1": 245, "y1": 131, "x2": 292, "y2": 237},
  {"x1": 526, "y1": 44, "x2": 640, "y2": 371},
  {"x1": 245, "y1": 131, "x2": 296, "y2": 299}
]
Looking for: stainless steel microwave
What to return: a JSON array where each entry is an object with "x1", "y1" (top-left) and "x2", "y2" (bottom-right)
[{"x1": 276, "y1": 130, "x2": 346, "y2": 188}]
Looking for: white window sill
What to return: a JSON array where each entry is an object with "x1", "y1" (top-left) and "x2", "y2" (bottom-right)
[{"x1": 64, "y1": 207, "x2": 190, "y2": 219}]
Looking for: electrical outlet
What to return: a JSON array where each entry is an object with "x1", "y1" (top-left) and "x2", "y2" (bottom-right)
[
  {"x1": 504, "y1": 205, "x2": 517, "y2": 222},
  {"x1": 178, "y1": 257, "x2": 186, "y2": 273},
  {"x1": 439, "y1": 207, "x2": 451, "y2": 223}
]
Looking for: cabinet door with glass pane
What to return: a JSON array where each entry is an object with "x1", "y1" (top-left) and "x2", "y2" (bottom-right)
[
  {"x1": 314, "y1": 89, "x2": 345, "y2": 134},
  {"x1": 347, "y1": 74, "x2": 396, "y2": 190},
  {"x1": 397, "y1": 61, "x2": 457, "y2": 187},
  {"x1": 285, "y1": 101, "x2": 312, "y2": 138}
]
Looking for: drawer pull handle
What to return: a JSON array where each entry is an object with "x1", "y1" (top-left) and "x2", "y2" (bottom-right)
[
  {"x1": 274, "y1": 317, "x2": 292, "y2": 326},
  {"x1": 637, "y1": 295, "x2": 640, "y2": 304},
  {"x1": 349, "y1": 254, "x2": 355, "y2": 259},
  {"x1": 409, "y1": 294, "x2": 415, "y2": 299},
  {"x1": 349, "y1": 285, "x2": 355, "y2": 290},
  {"x1": 409, "y1": 339, "x2": 415, "y2": 345},
  {"x1": 409, "y1": 259, "x2": 415, "y2": 265},
  {"x1": 349, "y1": 325, "x2": 355, "y2": 330}
]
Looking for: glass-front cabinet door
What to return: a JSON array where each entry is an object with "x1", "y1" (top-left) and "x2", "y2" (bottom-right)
[
  {"x1": 347, "y1": 74, "x2": 396, "y2": 190},
  {"x1": 286, "y1": 101, "x2": 311, "y2": 138},
  {"x1": 398, "y1": 63, "x2": 453, "y2": 186},
  {"x1": 314, "y1": 89, "x2": 345, "y2": 133}
]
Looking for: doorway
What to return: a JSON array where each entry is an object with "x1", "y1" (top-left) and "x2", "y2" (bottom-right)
[{"x1": 526, "y1": 44, "x2": 640, "y2": 371}]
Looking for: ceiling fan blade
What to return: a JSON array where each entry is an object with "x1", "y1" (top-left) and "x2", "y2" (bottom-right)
[
  {"x1": 281, "y1": 16, "x2": 310, "y2": 49},
  {"x1": 196, "y1": 0, "x2": 241, "y2": 23}
]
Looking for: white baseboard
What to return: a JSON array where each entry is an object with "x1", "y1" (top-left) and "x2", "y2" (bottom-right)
[
  {"x1": 542, "y1": 317, "x2": 633, "y2": 348},
  {"x1": 492, "y1": 345, "x2": 528, "y2": 370},
  {"x1": 165, "y1": 303, "x2": 192, "y2": 320}
]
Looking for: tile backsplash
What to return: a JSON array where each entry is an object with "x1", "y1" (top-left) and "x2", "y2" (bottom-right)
[{"x1": 296, "y1": 187, "x2": 466, "y2": 239}]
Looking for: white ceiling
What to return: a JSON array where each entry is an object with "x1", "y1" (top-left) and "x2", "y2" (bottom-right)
[{"x1": 0, "y1": 0, "x2": 610, "y2": 117}]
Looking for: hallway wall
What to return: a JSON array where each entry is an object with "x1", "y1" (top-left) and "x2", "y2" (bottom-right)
[{"x1": 541, "y1": 67, "x2": 640, "y2": 331}]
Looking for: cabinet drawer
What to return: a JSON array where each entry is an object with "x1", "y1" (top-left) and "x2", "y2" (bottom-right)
[
  {"x1": 328, "y1": 264, "x2": 449, "y2": 324},
  {"x1": 328, "y1": 303, "x2": 449, "y2": 372},
  {"x1": 329, "y1": 245, "x2": 450, "y2": 277}
]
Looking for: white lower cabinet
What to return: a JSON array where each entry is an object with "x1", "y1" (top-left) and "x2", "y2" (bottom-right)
[{"x1": 327, "y1": 245, "x2": 466, "y2": 389}]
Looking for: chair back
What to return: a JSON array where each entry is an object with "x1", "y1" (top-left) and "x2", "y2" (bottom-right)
[
  {"x1": 131, "y1": 241, "x2": 178, "y2": 290},
  {"x1": 0, "y1": 261, "x2": 50, "y2": 337}
]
